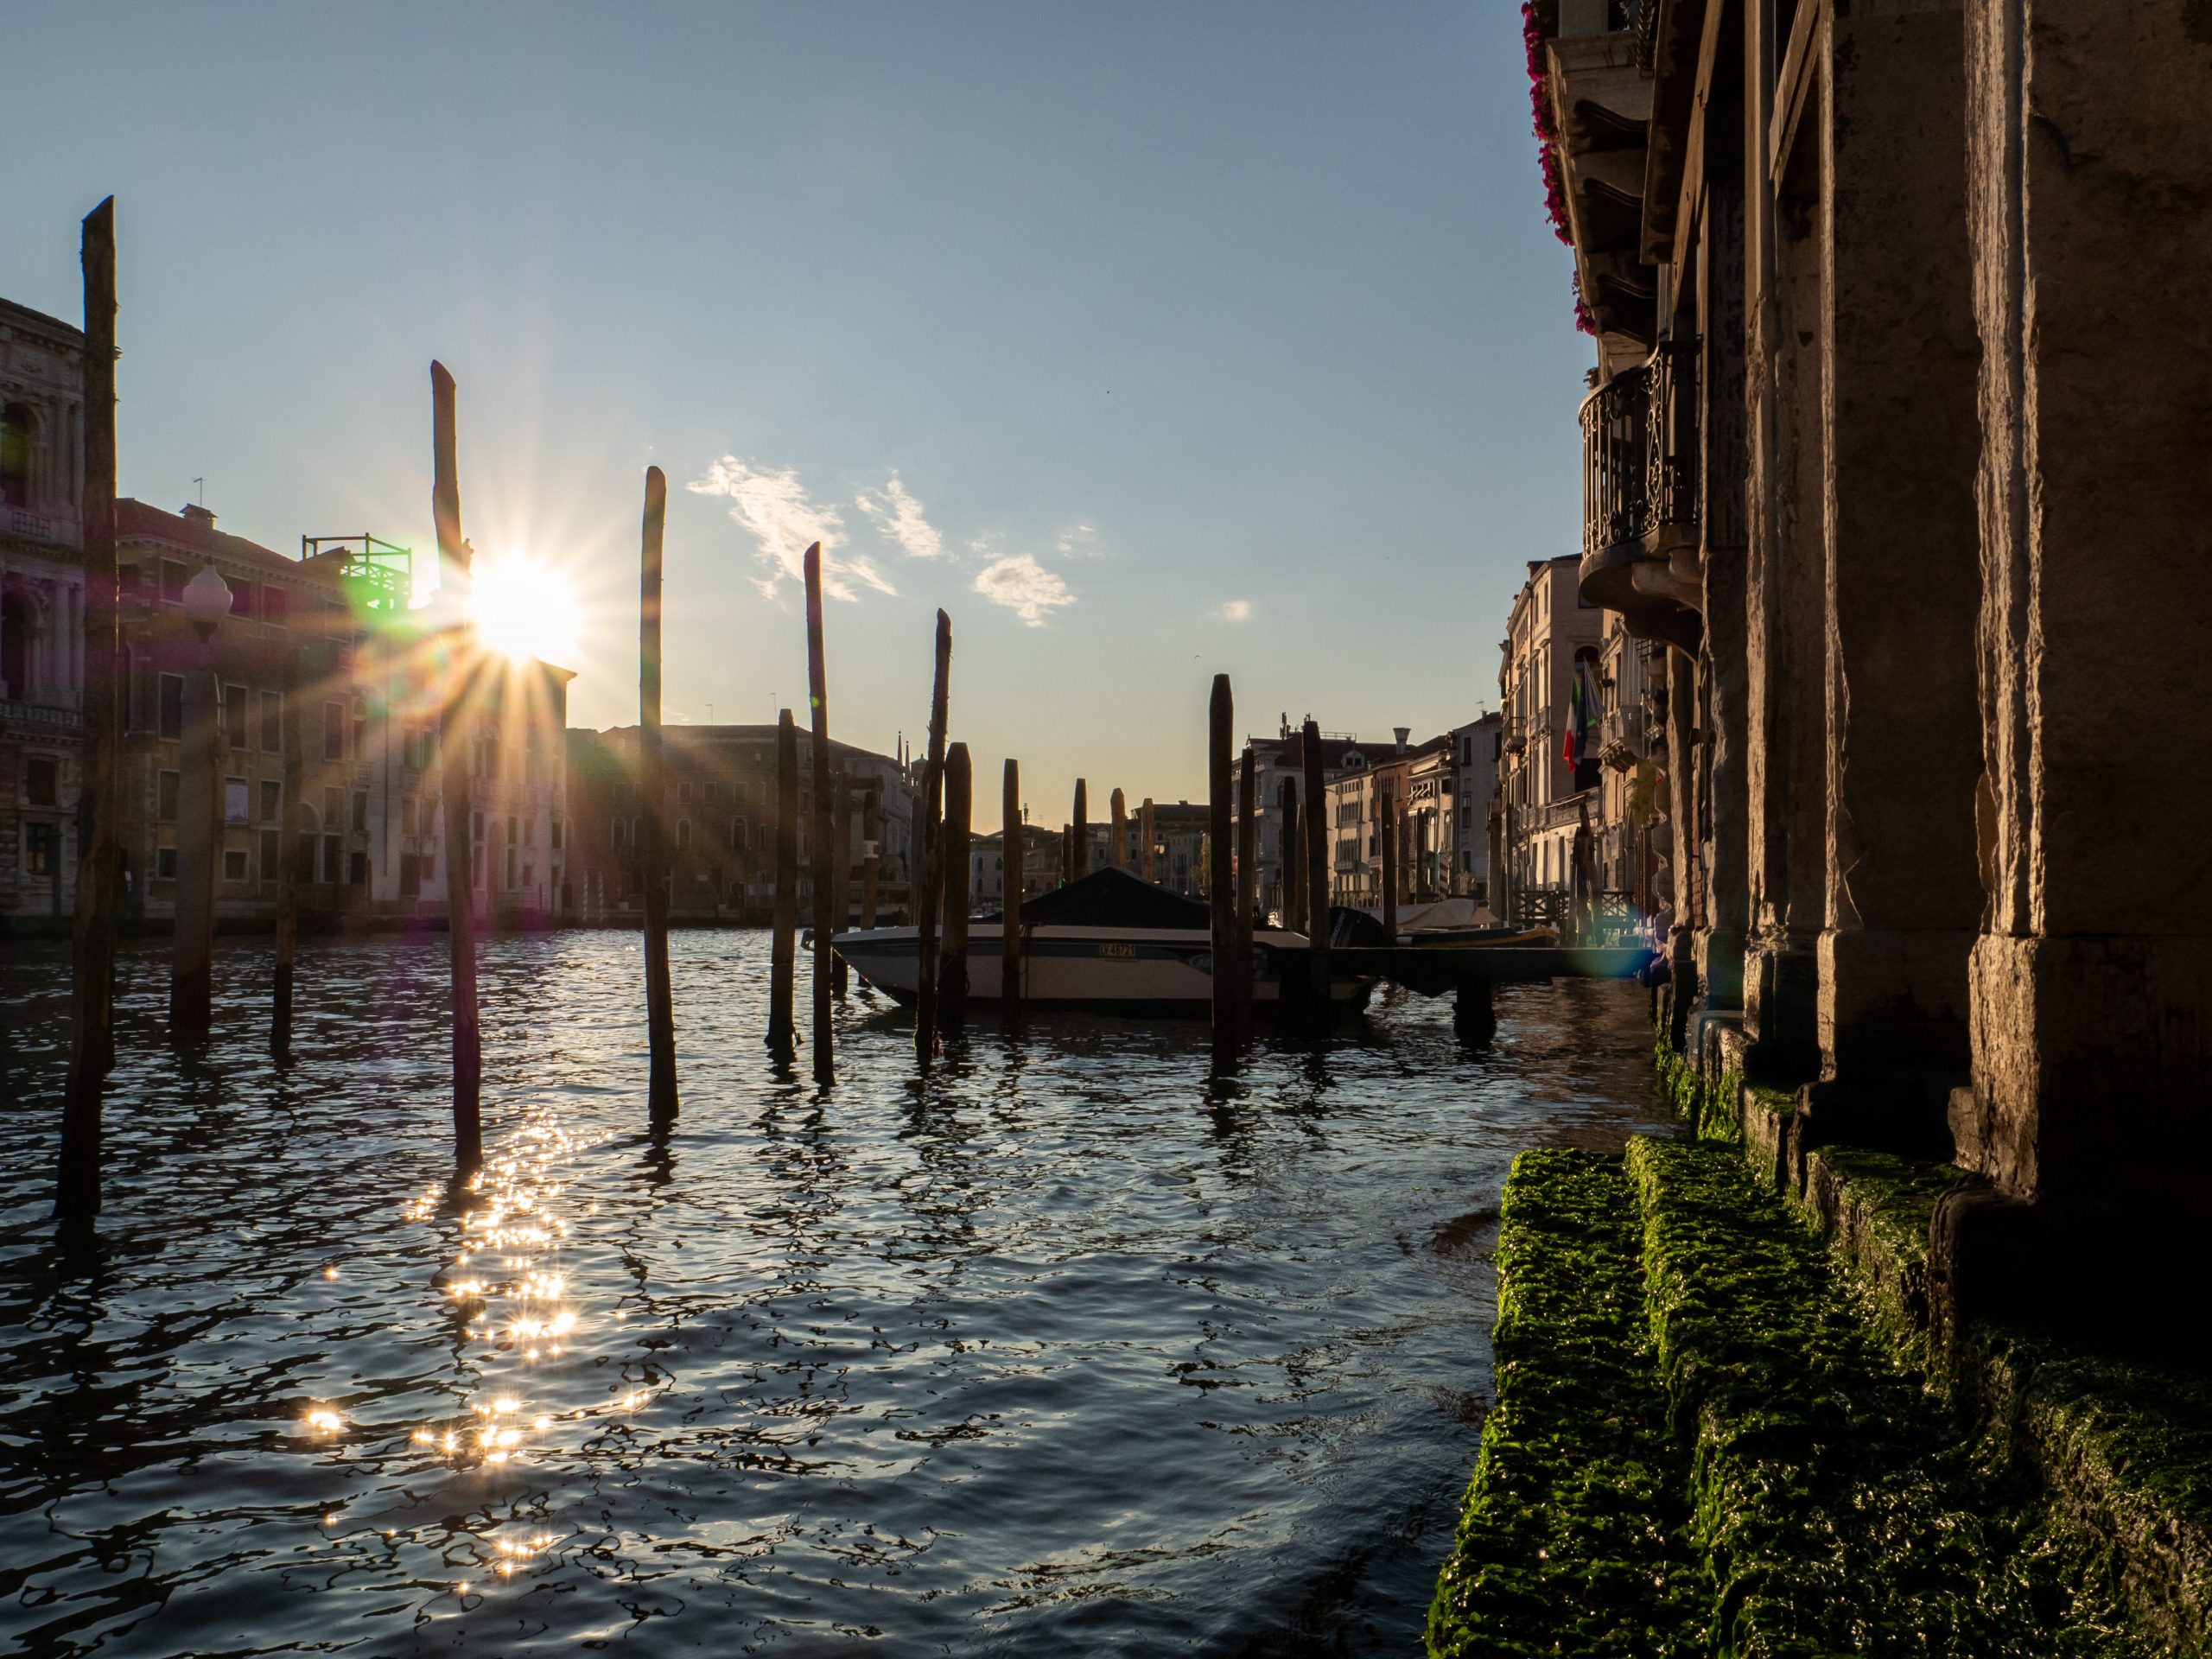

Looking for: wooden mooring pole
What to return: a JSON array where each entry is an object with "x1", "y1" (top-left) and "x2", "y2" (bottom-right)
[
  {"x1": 1072, "y1": 779, "x2": 1088, "y2": 880},
  {"x1": 1301, "y1": 718, "x2": 1329, "y2": 1020},
  {"x1": 1001, "y1": 758, "x2": 1022, "y2": 1020},
  {"x1": 639, "y1": 466, "x2": 678, "y2": 1120},
  {"x1": 1109, "y1": 788, "x2": 1127, "y2": 870},
  {"x1": 1141, "y1": 797, "x2": 1155, "y2": 883},
  {"x1": 1380, "y1": 786, "x2": 1398, "y2": 943},
  {"x1": 1236, "y1": 750, "x2": 1255, "y2": 1039},
  {"x1": 270, "y1": 645, "x2": 303, "y2": 1055},
  {"x1": 768, "y1": 709, "x2": 798, "y2": 1052},
  {"x1": 804, "y1": 543, "x2": 835, "y2": 1087},
  {"x1": 1279, "y1": 777, "x2": 1301, "y2": 934},
  {"x1": 430, "y1": 360, "x2": 482, "y2": 1168},
  {"x1": 860, "y1": 785, "x2": 881, "y2": 929},
  {"x1": 914, "y1": 610, "x2": 951, "y2": 1066},
  {"x1": 942, "y1": 742, "x2": 973, "y2": 1027},
  {"x1": 830, "y1": 770, "x2": 850, "y2": 995},
  {"x1": 1208, "y1": 675, "x2": 1236, "y2": 1061},
  {"x1": 56, "y1": 196, "x2": 119, "y2": 1223}
]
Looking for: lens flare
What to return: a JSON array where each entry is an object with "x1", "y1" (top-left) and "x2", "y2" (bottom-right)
[{"x1": 468, "y1": 550, "x2": 579, "y2": 665}]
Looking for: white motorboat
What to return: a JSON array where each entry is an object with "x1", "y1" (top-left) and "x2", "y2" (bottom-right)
[{"x1": 831, "y1": 868, "x2": 1376, "y2": 1014}]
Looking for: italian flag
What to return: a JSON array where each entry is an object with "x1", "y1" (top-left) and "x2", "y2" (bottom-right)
[{"x1": 1563, "y1": 664, "x2": 1596, "y2": 773}]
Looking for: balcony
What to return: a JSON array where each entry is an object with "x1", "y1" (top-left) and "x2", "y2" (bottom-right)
[{"x1": 1578, "y1": 339, "x2": 1701, "y2": 652}]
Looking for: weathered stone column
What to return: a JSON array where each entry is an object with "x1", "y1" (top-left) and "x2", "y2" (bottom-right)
[
  {"x1": 1802, "y1": 0, "x2": 1982, "y2": 1151},
  {"x1": 1738, "y1": 7, "x2": 1825, "y2": 1081},
  {"x1": 1948, "y1": 1, "x2": 2212, "y2": 1236},
  {"x1": 1696, "y1": 168, "x2": 1750, "y2": 1020}
]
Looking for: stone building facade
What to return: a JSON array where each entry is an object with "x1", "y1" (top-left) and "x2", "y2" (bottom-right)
[
  {"x1": 1494, "y1": 554, "x2": 1604, "y2": 926},
  {"x1": 1, "y1": 299, "x2": 87, "y2": 925},
  {"x1": 1532, "y1": 0, "x2": 2212, "y2": 1305}
]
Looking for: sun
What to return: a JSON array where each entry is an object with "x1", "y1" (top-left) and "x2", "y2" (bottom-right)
[{"x1": 468, "y1": 550, "x2": 581, "y2": 666}]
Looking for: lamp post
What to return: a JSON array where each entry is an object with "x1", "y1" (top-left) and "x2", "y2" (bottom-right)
[{"x1": 171, "y1": 561, "x2": 228, "y2": 1040}]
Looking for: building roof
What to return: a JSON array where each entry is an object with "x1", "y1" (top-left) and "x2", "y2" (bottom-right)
[
  {"x1": 0, "y1": 297, "x2": 85, "y2": 349},
  {"x1": 116, "y1": 499, "x2": 323, "y2": 584}
]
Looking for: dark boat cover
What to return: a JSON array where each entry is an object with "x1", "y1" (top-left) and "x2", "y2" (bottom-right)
[{"x1": 982, "y1": 867, "x2": 1213, "y2": 931}]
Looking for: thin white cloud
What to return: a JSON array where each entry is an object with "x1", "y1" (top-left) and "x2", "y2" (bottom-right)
[
  {"x1": 855, "y1": 474, "x2": 944, "y2": 560},
  {"x1": 974, "y1": 554, "x2": 1074, "y2": 626},
  {"x1": 1217, "y1": 598, "x2": 1252, "y2": 622},
  {"x1": 1055, "y1": 523, "x2": 1103, "y2": 558},
  {"x1": 687, "y1": 455, "x2": 891, "y2": 602}
]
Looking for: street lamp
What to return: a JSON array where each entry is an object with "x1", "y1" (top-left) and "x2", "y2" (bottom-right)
[{"x1": 171, "y1": 561, "x2": 230, "y2": 1040}]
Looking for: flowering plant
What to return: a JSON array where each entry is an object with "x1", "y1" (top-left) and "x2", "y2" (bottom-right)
[{"x1": 1522, "y1": 1, "x2": 1595, "y2": 334}]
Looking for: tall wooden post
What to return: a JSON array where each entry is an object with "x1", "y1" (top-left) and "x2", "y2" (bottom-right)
[
  {"x1": 1001, "y1": 758, "x2": 1022, "y2": 1019},
  {"x1": 1071, "y1": 779, "x2": 1088, "y2": 880},
  {"x1": 768, "y1": 709, "x2": 798, "y2": 1051},
  {"x1": 169, "y1": 638, "x2": 219, "y2": 1040},
  {"x1": 1141, "y1": 798, "x2": 1156, "y2": 883},
  {"x1": 57, "y1": 196, "x2": 119, "y2": 1222},
  {"x1": 914, "y1": 610, "x2": 950, "y2": 1065},
  {"x1": 830, "y1": 771, "x2": 850, "y2": 995},
  {"x1": 1302, "y1": 719, "x2": 1329, "y2": 1014},
  {"x1": 271, "y1": 645, "x2": 303, "y2": 1054},
  {"x1": 1236, "y1": 752, "x2": 1255, "y2": 1036},
  {"x1": 1380, "y1": 787, "x2": 1398, "y2": 941},
  {"x1": 639, "y1": 466, "x2": 678, "y2": 1120},
  {"x1": 860, "y1": 785, "x2": 881, "y2": 929},
  {"x1": 1109, "y1": 788, "x2": 1127, "y2": 870},
  {"x1": 942, "y1": 743, "x2": 973, "y2": 1027},
  {"x1": 803, "y1": 543, "x2": 835, "y2": 1086},
  {"x1": 1276, "y1": 777, "x2": 1299, "y2": 932},
  {"x1": 1208, "y1": 676, "x2": 1236, "y2": 1058},
  {"x1": 429, "y1": 360, "x2": 482, "y2": 1168}
]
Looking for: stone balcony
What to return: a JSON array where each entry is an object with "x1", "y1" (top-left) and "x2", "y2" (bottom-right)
[{"x1": 1578, "y1": 338, "x2": 1701, "y2": 651}]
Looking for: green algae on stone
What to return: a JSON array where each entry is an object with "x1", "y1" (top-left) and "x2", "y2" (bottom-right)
[
  {"x1": 1427, "y1": 1149, "x2": 1700, "y2": 1657},
  {"x1": 1624, "y1": 1135, "x2": 2145, "y2": 1658}
]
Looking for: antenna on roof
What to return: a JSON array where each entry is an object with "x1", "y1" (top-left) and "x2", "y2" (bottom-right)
[{"x1": 192, "y1": 476, "x2": 204, "y2": 506}]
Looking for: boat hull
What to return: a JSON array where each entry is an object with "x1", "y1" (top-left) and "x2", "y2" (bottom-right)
[{"x1": 832, "y1": 925, "x2": 1372, "y2": 1013}]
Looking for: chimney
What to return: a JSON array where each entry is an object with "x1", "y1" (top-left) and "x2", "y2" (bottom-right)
[
  {"x1": 1394, "y1": 727, "x2": 1409, "y2": 754},
  {"x1": 181, "y1": 503, "x2": 216, "y2": 529}
]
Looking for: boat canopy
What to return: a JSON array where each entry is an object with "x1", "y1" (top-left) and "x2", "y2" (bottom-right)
[{"x1": 985, "y1": 867, "x2": 1213, "y2": 931}]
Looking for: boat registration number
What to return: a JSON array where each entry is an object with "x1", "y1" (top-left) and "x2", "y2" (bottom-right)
[{"x1": 1098, "y1": 943, "x2": 1138, "y2": 958}]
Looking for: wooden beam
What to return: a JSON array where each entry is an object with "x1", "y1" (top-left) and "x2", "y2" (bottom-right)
[
  {"x1": 804, "y1": 543, "x2": 835, "y2": 1086},
  {"x1": 639, "y1": 466, "x2": 677, "y2": 1119},
  {"x1": 429, "y1": 359, "x2": 482, "y2": 1169}
]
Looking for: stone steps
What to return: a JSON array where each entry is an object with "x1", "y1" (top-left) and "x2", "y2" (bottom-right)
[{"x1": 1427, "y1": 1140, "x2": 2148, "y2": 1657}]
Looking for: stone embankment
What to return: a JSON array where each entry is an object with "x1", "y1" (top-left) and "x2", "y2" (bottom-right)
[{"x1": 1426, "y1": 1052, "x2": 2212, "y2": 1656}]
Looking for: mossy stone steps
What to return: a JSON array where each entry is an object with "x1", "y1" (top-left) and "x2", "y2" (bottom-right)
[
  {"x1": 1427, "y1": 1148, "x2": 1700, "y2": 1657},
  {"x1": 1625, "y1": 1136, "x2": 2144, "y2": 1657}
]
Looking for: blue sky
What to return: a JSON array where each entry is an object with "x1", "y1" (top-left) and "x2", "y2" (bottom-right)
[{"x1": 2, "y1": 1, "x2": 1588, "y2": 812}]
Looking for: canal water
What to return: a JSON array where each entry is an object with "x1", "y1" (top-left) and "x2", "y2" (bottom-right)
[{"x1": 0, "y1": 932, "x2": 1667, "y2": 1656}]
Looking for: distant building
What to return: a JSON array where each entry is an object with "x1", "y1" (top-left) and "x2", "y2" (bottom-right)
[
  {"x1": 564, "y1": 724, "x2": 914, "y2": 924},
  {"x1": 1496, "y1": 554, "x2": 1604, "y2": 926},
  {"x1": 972, "y1": 822, "x2": 1059, "y2": 909},
  {"x1": 1, "y1": 298, "x2": 86, "y2": 925}
]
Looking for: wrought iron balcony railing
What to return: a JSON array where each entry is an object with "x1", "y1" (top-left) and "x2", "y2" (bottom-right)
[{"x1": 1580, "y1": 338, "x2": 1699, "y2": 564}]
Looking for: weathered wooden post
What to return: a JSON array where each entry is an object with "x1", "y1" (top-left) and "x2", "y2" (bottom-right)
[
  {"x1": 1278, "y1": 777, "x2": 1301, "y2": 933},
  {"x1": 768, "y1": 709, "x2": 798, "y2": 1052},
  {"x1": 1141, "y1": 798, "x2": 1156, "y2": 883},
  {"x1": 430, "y1": 360, "x2": 482, "y2": 1168},
  {"x1": 1301, "y1": 719, "x2": 1329, "y2": 1017},
  {"x1": 270, "y1": 644, "x2": 304, "y2": 1055},
  {"x1": 1072, "y1": 779, "x2": 1088, "y2": 880},
  {"x1": 914, "y1": 610, "x2": 951, "y2": 1065},
  {"x1": 1208, "y1": 676, "x2": 1236, "y2": 1059},
  {"x1": 860, "y1": 785, "x2": 881, "y2": 929},
  {"x1": 1380, "y1": 786, "x2": 1398, "y2": 941},
  {"x1": 942, "y1": 742, "x2": 973, "y2": 1027},
  {"x1": 1236, "y1": 749, "x2": 1256, "y2": 1037},
  {"x1": 1109, "y1": 788, "x2": 1127, "y2": 870},
  {"x1": 639, "y1": 466, "x2": 678, "y2": 1120},
  {"x1": 1001, "y1": 758, "x2": 1022, "y2": 1019},
  {"x1": 170, "y1": 564, "x2": 226, "y2": 1042},
  {"x1": 804, "y1": 543, "x2": 835, "y2": 1086},
  {"x1": 830, "y1": 770, "x2": 850, "y2": 995},
  {"x1": 56, "y1": 196, "x2": 119, "y2": 1223}
]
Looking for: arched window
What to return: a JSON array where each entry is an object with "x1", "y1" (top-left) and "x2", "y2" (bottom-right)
[
  {"x1": 1, "y1": 404, "x2": 36, "y2": 508},
  {"x1": 1569, "y1": 645, "x2": 1604, "y2": 794},
  {"x1": 0, "y1": 588, "x2": 32, "y2": 698}
]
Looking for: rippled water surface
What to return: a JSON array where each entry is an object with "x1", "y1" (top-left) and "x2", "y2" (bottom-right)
[{"x1": 0, "y1": 931, "x2": 1666, "y2": 1656}]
